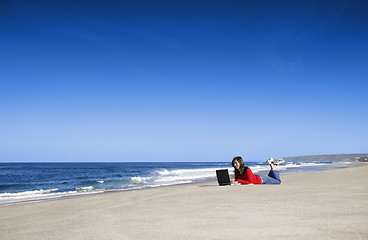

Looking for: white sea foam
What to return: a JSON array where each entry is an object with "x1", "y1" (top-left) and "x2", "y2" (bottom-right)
[
  {"x1": 276, "y1": 162, "x2": 329, "y2": 171},
  {"x1": 341, "y1": 161, "x2": 354, "y2": 165},
  {"x1": 145, "y1": 167, "x2": 232, "y2": 186},
  {"x1": 130, "y1": 176, "x2": 152, "y2": 183},
  {"x1": 97, "y1": 181, "x2": 104, "y2": 184},
  {"x1": 128, "y1": 167, "x2": 220, "y2": 188},
  {"x1": 156, "y1": 169, "x2": 170, "y2": 175},
  {"x1": 247, "y1": 165, "x2": 270, "y2": 173},
  {"x1": 76, "y1": 186, "x2": 94, "y2": 191},
  {"x1": 0, "y1": 188, "x2": 103, "y2": 205},
  {"x1": 0, "y1": 188, "x2": 58, "y2": 198}
]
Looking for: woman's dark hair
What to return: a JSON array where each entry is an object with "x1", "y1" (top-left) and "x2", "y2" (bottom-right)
[{"x1": 232, "y1": 156, "x2": 247, "y2": 176}]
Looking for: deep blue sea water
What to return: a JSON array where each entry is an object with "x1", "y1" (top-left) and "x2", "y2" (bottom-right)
[{"x1": 0, "y1": 161, "x2": 354, "y2": 205}]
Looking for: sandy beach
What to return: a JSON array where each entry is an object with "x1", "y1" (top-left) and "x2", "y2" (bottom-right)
[{"x1": 1, "y1": 165, "x2": 367, "y2": 240}]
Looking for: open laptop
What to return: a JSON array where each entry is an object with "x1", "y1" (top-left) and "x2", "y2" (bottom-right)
[{"x1": 216, "y1": 169, "x2": 231, "y2": 186}]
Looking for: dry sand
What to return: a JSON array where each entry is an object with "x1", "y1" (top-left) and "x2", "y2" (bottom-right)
[{"x1": 1, "y1": 165, "x2": 367, "y2": 240}]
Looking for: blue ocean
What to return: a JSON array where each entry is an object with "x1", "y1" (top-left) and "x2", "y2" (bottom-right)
[{"x1": 0, "y1": 161, "x2": 353, "y2": 205}]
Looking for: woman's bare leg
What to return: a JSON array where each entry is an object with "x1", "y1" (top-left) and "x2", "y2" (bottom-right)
[{"x1": 270, "y1": 162, "x2": 277, "y2": 170}]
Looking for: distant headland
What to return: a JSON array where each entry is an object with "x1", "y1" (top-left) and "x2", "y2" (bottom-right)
[{"x1": 283, "y1": 153, "x2": 368, "y2": 162}]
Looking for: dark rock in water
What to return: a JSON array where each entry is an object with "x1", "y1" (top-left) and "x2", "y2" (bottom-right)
[{"x1": 357, "y1": 157, "x2": 368, "y2": 162}]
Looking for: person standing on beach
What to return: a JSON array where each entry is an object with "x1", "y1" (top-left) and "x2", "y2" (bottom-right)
[{"x1": 232, "y1": 156, "x2": 284, "y2": 185}]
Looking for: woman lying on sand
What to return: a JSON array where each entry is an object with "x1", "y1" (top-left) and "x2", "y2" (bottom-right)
[{"x1": 232, "y1": 156, "x2": 284, "y2": 185}]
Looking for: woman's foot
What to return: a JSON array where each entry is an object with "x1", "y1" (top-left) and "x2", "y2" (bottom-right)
[
  {"x1": 274, "y1": 158, "x2": 285, "y2": 165},
  {"x1": 266, "y1": 158, "x2": 277, "y2": 170},
  {"x1": 266, "y1": 157, "x2": 274, "y2": 165},
  {"x1": 270, "y1": 162, "x2": 277, "y2": 170}
]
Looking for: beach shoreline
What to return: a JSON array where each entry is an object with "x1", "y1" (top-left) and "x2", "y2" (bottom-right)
[
  {"x1": 0, "y1": 161, "x2": 359, "y2": 206},
  {"x1": 1, "y1": 164, "x2": 367, "y2": 239}
]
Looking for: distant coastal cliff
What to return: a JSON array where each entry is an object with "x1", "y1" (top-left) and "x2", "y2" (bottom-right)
[{"x1": 283, "y1": 153, "x2": 368, "y2": 162}]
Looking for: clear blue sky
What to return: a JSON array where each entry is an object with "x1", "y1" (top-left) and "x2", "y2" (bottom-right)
[{"x1": 1, "y1": 0, "x2": 367, "y2": 162}]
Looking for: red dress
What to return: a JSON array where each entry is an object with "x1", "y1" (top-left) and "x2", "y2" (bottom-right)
[{"x1": 235, "y1": 167, "x2": 262, "y2": 184}]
